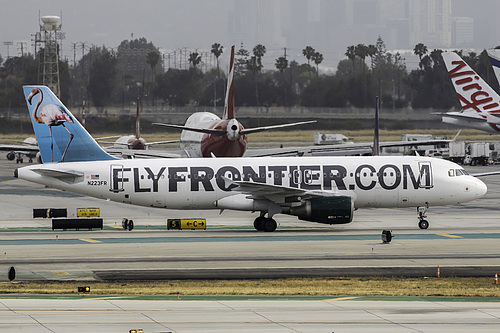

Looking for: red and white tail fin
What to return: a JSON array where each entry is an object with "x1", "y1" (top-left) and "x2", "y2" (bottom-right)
[
  {"x1": 442, "y1": 52, "x2": 500, "y2": 120},
  {"x1": 222, "y1": 45, "x2": 235, "y2": 120}
]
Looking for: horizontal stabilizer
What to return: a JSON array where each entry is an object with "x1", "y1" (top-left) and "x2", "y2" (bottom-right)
[
  {"x1": 31, "y1": 168, "x2": 83, "y2": 179},
  {"x1": 153, "y1": 122, "x2": 227, "y2": 136},
  {"x1": 240, "y1": 120, "x2": 316, "y2": 135}
]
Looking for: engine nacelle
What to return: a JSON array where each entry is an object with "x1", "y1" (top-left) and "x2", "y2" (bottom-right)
[
  {"x1": 6, "y1": 152, "x2": 15, "y2": 161},
  {"x1": 286, "y1": 196, "x2": 353, "y2": 224}
]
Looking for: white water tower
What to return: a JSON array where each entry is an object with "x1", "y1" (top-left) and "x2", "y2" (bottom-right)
[{"x1": 37, "y1": 15, "x2": 62, "y2": 97}]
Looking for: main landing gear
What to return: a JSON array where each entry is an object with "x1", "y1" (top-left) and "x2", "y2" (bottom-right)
[
  {"x1": 253, "y1": 215, "x2": 277, "y2": 232},
  {"x1": 417, "y1": 204, "x2": 429, "y2": 229}
]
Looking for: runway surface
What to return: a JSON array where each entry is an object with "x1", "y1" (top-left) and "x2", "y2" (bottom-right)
[
  {"x1": 2, "y1": 158, "x2": 500, "y2": 331},
  {"x1": 1, "y1": 296, "x2": 500, "y2": 333}
]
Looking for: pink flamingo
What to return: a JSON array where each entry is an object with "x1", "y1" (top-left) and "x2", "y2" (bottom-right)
[{"x1": 28, "y1": 88, "x2": 74, "y2": 162}]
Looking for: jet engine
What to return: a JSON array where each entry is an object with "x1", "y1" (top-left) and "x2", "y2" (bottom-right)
[{"x1": 286, "y1": 196, "x2": 354, "y2": 224}]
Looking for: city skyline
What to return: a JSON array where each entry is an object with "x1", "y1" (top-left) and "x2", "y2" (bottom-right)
[{"x1": 1, "y1": 0, "x2": 500, "y2": 72}]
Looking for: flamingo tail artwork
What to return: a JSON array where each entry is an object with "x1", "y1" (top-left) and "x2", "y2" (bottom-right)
[{"x1": 23, "y1": 86, "x2": 116, "y2": 163}]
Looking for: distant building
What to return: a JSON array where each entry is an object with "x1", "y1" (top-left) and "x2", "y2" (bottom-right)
[{"x1": 409, "y1": 0, "x2": 452, "y2": 49}]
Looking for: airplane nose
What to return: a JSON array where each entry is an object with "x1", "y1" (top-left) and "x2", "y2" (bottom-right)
[{"x1": 472, "y1": 178, "x2": 487, "y2": 198}]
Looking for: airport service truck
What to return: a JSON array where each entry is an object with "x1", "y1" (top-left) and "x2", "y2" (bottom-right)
[
  {"x1": 465, "y1": 142, "x2": 490, "y2": 165},
  {"x1": 448, "y1": 141, "x2": 466, "y2": 164}
]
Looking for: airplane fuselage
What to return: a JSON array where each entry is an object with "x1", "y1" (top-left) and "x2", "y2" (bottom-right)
[
  {"x1": 17, "y1": 156, "x2": 486, "y2": 213},
  {"x1": 180, "y1": 112, "x2": 247, "y2": 157}
]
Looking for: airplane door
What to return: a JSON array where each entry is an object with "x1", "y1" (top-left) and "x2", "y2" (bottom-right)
[
  {"x1": 110, "y1": 164, "x2": 127, "y2": 192},
  {"x1": 418, "y1": 161, "x2": 433, "y2": 188},
  {"x1": 292, "y1": 169, "x2": 301, "y2": 186}
]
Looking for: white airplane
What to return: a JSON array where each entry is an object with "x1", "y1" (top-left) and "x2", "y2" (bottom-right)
[
  {"x1": 15, "y1": 85, "x2": 488, "y2": 231},
  {"x1": 0, "y1": 137, "x2": 39, "y2": 163},
  {"x1": 441, "y1": 52, "x2": 500, "y2": 134}
]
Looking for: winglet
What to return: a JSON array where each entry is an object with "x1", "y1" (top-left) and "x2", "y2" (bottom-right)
[
  {"x1": 222, "y1": 45, "x2": 235, "y2": 120},
  {"x1": 23, "y1": 86, "x2": 117, "y2": 163}
]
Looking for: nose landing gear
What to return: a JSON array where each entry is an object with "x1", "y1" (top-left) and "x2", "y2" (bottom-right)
[{"x1": 417, "y1": 204, "x2": 429, "y2": 229}]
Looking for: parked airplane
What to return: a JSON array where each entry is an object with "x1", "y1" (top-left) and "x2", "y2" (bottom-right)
[
  {"x1": 0, "y1": 137, "x2": 39, "y2": 163},
  {"x1": 153, "y1": 45, "x2": 315, "y2": 157},
  {"x1": 16, "y1": 85, "x2": 488, "y2": 231},
  {"x1": 487, "y1": 49, "x2": 500, "y2": 85},
  {"x1": 441, "y1": 52, "x2": 500, "y2": 134},
  {"x1": 97, "y1": 97, "x2": 178, "y2": 156}
]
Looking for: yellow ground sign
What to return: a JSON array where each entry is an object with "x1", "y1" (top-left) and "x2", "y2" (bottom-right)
[
  {"x1": 167, "y1": 219, "x2": 206, "y2": 230},
  {"x1": 77, "y1": 208, "x2": 100, "y2": 217}
]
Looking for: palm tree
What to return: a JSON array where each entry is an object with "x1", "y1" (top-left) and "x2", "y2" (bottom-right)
[
  {"x1": 248, "y1": 44, "x2": 266, "y2": 108},
  {"x1": 146, "y1": 51, "x2": 160, "y2": 84},
  {"x1": 355, "y1": 44, "x2": 369, "y2": 73},
  {"x1": 211, "y1": 43, "x2": 224, "y2": 77},
  {"x1": 345, "y1": 45, "x2": 356, "y2": 74},
  {"x1": 275, "y1": 56, "x2": 289, "y2": 105},
  {"x1": 189, "y1": 52, "x2": 202, "y2": 69},
  {"x1": 367, "y1": 44, "x2": 377, "y2": 69},
  {"x1": 312, "y1": 52, "x2": 323, "y2": 77},
  {"x1": 413, "y1": 43, "x2": 428, "y2": 69},
  {"x1": 302, "y1": 46, "x2": 315, "y2": 67}
]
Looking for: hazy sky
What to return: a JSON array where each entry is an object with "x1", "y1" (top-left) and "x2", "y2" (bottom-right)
[
  {"x1": 0, "y1": 0, "x2": 233, "y2": 63},
  {"x1": 1, "y1": 0, "x2": 496, "y2": 72}
]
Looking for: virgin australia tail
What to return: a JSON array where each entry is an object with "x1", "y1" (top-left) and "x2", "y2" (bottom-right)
[
  {"x1": 23, "y1": 85, "x2": 117, "y2": 163},
  {"x1": 441, "y1": 52, "x2": 500, "y2": 133}
]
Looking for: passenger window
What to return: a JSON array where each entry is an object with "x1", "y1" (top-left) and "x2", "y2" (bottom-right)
[{"x1": 448, "y1": 169, "x2": 455, "y2": 177}]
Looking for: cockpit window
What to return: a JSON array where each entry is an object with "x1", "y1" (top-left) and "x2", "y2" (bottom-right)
[
  {"x1": 448, "y1": 169, "x2": 455, "y2": 177},
  {"x1": 455, "y1": 169, "x2": 468, "y2": 176}
]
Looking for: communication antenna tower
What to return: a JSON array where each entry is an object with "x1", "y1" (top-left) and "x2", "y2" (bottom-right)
[{"x1": 35, "y1": 15, "x2": 62, "y2": 97}]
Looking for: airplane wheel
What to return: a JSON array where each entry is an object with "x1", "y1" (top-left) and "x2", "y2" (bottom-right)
[
  {"x1": 262, "y1": 218, "x2": 277, "y2": 232},
  {"x1": 418, "y1": 220, "x2": 429, "y2": 230},
  {"x1": 253, "y1": 216, "x2": 265, "y2": 231}
]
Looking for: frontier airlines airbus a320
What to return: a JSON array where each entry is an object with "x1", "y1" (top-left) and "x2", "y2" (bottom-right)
[{"x1": 15, "y1": 86, "x2": 487, "y2": 231}]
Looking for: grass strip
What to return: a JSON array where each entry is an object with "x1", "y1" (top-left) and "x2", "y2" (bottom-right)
[{"x1": 1, "y1": 277, "x2": 499, "y2": 297}]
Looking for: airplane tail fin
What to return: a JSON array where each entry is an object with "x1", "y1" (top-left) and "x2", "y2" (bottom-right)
[
  {"x1": 222, "y1": 45, "x2": 235, "y2": 120},
  {"x1": 23, "y1": 85, "x2": 117, "y2": 163},
  {"x1": 487, "y1": 49, "x2": 500, "y2": 85},
  {"x1": 442, "y1": 52, "x2": 500, "y2": 119}
]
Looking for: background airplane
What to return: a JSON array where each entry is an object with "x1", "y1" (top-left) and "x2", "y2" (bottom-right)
[
  {"x1": 441, "y1": 52, "x2": 500, "y2": 134},
  {"x1": 16, "y1": 85, "x2": 488, "y2": 232},
  {"x1": 153, "y1": 45, "x2": 316, "y2": 157},
  {"x1": 96, "y1": 97, "x2": 179, "y2": 157},
  {"x1": 0, "y1": 137, "x2": 39, "y2": 163}
]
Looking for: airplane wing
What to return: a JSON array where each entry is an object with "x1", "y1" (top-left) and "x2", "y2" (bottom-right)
[
  {"x1": 264, "y1": 136, "x2": 459, "y2": 157},
  {"x1": 0, "y1": 144, "x2": 39, "y2": 153},
  {"x1": 105, "y1": 148, "x2": 186, "y2": 159}
]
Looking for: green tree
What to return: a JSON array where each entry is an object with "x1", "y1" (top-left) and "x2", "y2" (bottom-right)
[
  {"x1": 413, "y1": 43, "x2": 428, "y2": 69},
  {"x1": 247, "y1": 44, "x2": 266, "y2": 107},
  {"x1": 235, "y1": 43, "x2": 250, "y2": 76},
  {"x1": 275, "y1": 56, "x2": 289, "y2": 106},
  {"x1": 210, "y1": 43, "x2": 224, "y2": 77},
  {"x1": 302, "y1": 46, "x2": 316, "y2": 67},
  {"x1": 88, "y1": 49, "x2": 118, "y2": 110},
  {"x1": 345, "y1": 45, "x2": 356, "y2": 74},
  {"x1": 189, "y1": 52, "x2": 202, "y2": 69},
  {"x1": 312, "y1": 52, "x2": 323, "y2": 76},
  {"x1": 146, "y1": 51, "x2": 160, "y2": 83}
]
